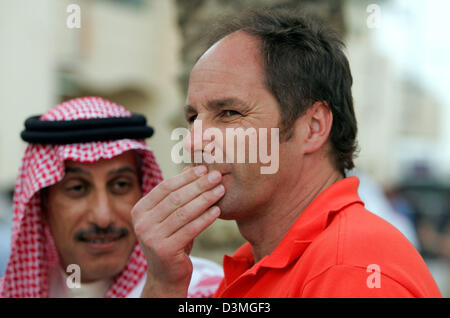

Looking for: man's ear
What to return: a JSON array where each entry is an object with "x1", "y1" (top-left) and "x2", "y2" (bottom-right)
[{"x1": 296, "y1": 101, "x2": 333, "y2": 155}]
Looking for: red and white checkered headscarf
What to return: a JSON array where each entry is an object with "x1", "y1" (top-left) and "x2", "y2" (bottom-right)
[{"x1": 0, "y1": 97, "x2": 164, "y2": 297}]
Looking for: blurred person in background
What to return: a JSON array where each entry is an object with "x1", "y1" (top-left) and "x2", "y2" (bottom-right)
[
  {"x1": 0, "y1": 97, "x2": 222, "y2": 298},
  {"x1": 133, "y1": 9, "x2": 442, "y2": 298},
  {"x1": 385, "y1": 168, "x2": 450, "y2": 297},
  {"x1": 347, "y1": 169, "x2": 419, "y2": 248}
]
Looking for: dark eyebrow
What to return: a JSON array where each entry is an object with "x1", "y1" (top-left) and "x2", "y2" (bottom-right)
[
  {"x1": 207, "y1": 98, "x2": 249, "y2": 111},
  {"x1": 184, "y1": 97, "x2": 249, "y2": 115},
  {"x1": 184, "y1": 104, "x2": 197, "y2": 117},
  {"x1": 64, "y1": 166, "x2": 137, "y2": 177},
  {"x1": 107, "y1": 166, "x2": 137, "y2": 177},
  {"x1": 65, "y1": 167, "x2": 90, "y2": 176}
]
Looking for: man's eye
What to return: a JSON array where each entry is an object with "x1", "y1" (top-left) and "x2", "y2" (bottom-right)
[
  {"x1": 67, "y1": 184, "x2": 84, "y2": 193},
  {"x1": 111, "y1": 180, "x2": 133, "y2": 194},
  {"x1": 115, "y1": 181, "x2": 129, "y2": 189},
  {"x1": 187, "y1": 114, "x2": 198, "y2": 123},
  {"x1": 222, "y1": 110, "x2": 241, "y2": 117}
]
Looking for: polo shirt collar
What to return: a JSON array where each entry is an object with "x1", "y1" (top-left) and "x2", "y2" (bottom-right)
[{"x1": 222, "y1": 176, "x2": 364, "y2": 282}]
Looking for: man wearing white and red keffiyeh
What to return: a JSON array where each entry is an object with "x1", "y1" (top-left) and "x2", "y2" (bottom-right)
[{"x1": 0, "y1": 96, "x2": 223, "y2": 298}]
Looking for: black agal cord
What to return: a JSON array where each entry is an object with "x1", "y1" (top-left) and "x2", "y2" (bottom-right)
[{"x1": 21, "y1": 114, "x2": 154, "y2": 144}]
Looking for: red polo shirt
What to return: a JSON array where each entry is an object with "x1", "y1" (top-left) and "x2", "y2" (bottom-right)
[{"x1": 214, "y1": 177, "x2": 442, "y2": 297}]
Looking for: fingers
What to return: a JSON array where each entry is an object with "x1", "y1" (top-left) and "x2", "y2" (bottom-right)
[
  {"x1": 152, "y1": 170, "x2": 223, "y2": 224},
  {"x1": 132, "y1": 165, "x2": 208, "y2": 220},
  {"x1": 132, "y1": 164, "x2": 225, "y2": 239},
  {"x1": 136, "y1": 203, "x2": 221, "y2": 264},
  {"x1": 163, "y1": 183, "x2": 225, "y2": 236},
  {"x1": 132, "y1": 169, "x2": 224, "y2": 239},
  {"x1": 132, "y1": 164, "x2": 224, "y2": 297},
  {"x1": 167, "y1": 205, "x2": 221, "y2": 249}
]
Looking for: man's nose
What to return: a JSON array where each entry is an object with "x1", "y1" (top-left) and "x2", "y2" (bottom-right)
[
  {"x1": 184, "y1": 119, "x2": 202, "y2": 151},
  {"x1": 183, "y1": 119, "x2": 213, "y2": 162},
  {"x1": 88, "y1": 191, "x2": 115, "y2": 228}
]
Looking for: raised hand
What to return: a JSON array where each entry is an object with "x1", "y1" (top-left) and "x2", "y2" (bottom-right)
[{"x1": 131, "y1": 165, "x2": 224, "y2": 297}]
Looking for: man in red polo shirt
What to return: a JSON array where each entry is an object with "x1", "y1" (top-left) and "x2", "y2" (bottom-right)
[
  {"x1": 214, "y1": 176, "x2": 440, "y2": 297},
  {"x1": 132, "y1": 9, "x2": 442, "y2": 297}
]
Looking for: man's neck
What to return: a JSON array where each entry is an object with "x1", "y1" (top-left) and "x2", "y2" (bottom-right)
[{"x1": 236, "y1": 162, "x2": 343, "y2": 264}]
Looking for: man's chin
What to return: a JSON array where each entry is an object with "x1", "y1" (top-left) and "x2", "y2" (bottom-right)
[
  {"x1": 68, "y1": 241, "x2": 135, "y2": 281},
  {"x1": 77, "y1": 259, "x2": 127, "y2": 283},
  {"x1": 215, "y1": 192, "x2": 244, "y2": 220}
]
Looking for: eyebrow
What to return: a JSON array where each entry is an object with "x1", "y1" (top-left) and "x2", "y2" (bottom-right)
[
  {"x1": 107, "y1": 166, "x2": 137, "y2": 177},
  {"x1": 65, "y1": 166, "x2": 90, "y2": 176},
  {"x1": 184, "y1": 97, "x2": 250, "y2": 116},
  {"x1": 184, "y1": 104, "x2": 196, "y2": 117},
  {"x1": 64, "y1": 166, "x2": 137, "y2": 177}
]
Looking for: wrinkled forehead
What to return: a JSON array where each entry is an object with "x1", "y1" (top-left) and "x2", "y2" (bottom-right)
[
  {"x1": 189, "y1": 32, "x2": 266, "y2": 89},
  {"x1": 188, "y1": 31, "x2": 273, "y2": 111}
]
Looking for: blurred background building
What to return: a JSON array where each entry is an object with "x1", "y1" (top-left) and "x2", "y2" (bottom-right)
[{"x1": 0, "y1": 0, "x2": 448, "y2": 296}]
